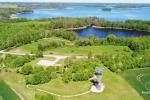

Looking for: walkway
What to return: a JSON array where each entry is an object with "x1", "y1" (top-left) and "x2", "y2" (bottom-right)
[{"x1": 27, "y1": 85, "x2": 91, "y2": 98}]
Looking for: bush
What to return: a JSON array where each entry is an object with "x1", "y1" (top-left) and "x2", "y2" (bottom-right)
[
  {"x1": 128, "y1": 39, "x2": 147, "y2": 51},
  {"x1": 21, "y1": 65, "x2": 33, "y2": 75},
  {"x1": 26, "y1": 71, "x2": 52, "y2": 85},
  {"x1": 37, "y1": 44, "x2": 44, "y2": 51},
  {"x1": 33, "y1": 66, "x2": 44, "y2": 74},
  {"x1": 107, "y1": 34, "x2": 117, "y2": 44},
  {"x1": 46, "y1": 67, "x2": 56, "y2": 72},
  {"x1": 62, "y1": 59, "x2": 97, "y2": 82},
  {"x1": 62, "y1": 71, "x2": 72, "y2": 83},
  {"x1": 3, "y1": 55, "x2": 33, "y2": 68},
  {"x1": 35, "y1": 51, "x2": 43, "y2": 58}
]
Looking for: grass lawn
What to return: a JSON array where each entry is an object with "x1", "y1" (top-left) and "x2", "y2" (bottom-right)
[
  {"x1": 0, "y1": 66, "x2": 143, "y2": 100},
  {"x1": 44, "y1": 45, "x2": 131, "y2": 56},
  {"x1": 122, "y1": 67, "x2": 150, "y2": 100},
  {"x1": 0, "y1": 80, "x2": 20, "y2": 100},
  {"x1": 11, "y1": 38, "x2": 131, "y2": 56},
  {"x1": 31, "y1": 67, "x2": 142, "y2": 100},
  {"x1": 0, "y1": 63, "x2": 143, "y2": 100},
  {"x1": 10, "y1": 37, "x2": 72, "y2": 54},
  {"x1": 0, "y1": 71, "x2": 35, "y2": 100}
]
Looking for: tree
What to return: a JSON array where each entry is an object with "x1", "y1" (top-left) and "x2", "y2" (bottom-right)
[
  {"x1": 35, "y1": 51, "x2": 43, "y2": 58},
  {"x1": 107, "y1": 34, "x2": 117, "y2": 44},
  {"x1": 37, "y1": 44, "x2": 43, "y2": 51},
  {"x1": 33, "y1": 66, "x2": 44, "y2": 74},
  {"x1": 62, "y1": 71, "x2": 72, "y2": 83},
  {"x1": 21, "y1": 65, "x2": 33, "y2": 75}
]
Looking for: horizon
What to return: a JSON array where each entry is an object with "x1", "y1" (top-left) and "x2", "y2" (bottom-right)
[{"x1": 0, "y1": 0, "x2": 150, "y2": 4}]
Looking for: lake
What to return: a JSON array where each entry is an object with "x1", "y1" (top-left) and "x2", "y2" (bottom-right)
[
  {"x1": 16, "y1": 4, "x2": 150, "y2": 21},
  {"x1": 75, "y1": 27, "x2": 150, "y2": 38}
]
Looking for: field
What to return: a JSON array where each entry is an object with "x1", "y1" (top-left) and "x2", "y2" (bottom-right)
[
  {"x1": 0, "y1": 80, "x2": 20, "y2": 100},
  {"x1": 0, "y1": 4, "x2": 18, "y2": 8},
  {"x1": 10, "y1": 37, "x2": 131, "y2": 56},
  {"x1": 0, "y1": 66, "x2": 143, "y2": 100},
  {"x1": 122, "y1": 67, "x2": 150, "y2": 100}
]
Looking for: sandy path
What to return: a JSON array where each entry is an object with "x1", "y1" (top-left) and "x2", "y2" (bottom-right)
[
  {"x1": 27, "y1": 85, "x2": 90, "y2": 98},
  {"x1": 0, "y1": 51, "x2": 87, "y2": 66}
]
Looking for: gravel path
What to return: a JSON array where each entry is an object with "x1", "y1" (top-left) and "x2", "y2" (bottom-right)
[
  {"x1": 27, "y1": 85, "x2": 90, "y2": 98},
  {"x1": 0, "y1": 51, "x2": 87, "y2": 66}
]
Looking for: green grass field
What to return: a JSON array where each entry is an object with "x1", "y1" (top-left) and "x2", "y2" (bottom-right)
[
  {"x1": 0, "y1": 66, "x2": 143, "y2": 100},
  {"x1": 11, "y1": 37, "x2": 131, "y2": 56},
  {"x1": 0, "y1": 80, "x2": 20, "y2": 100},
  {"x1": 10, "y1": 37, "x2": 72, "y2": 54},
  {"x1": 122, "y1": 67, "x2": 150, "y2": 100},
  {"x1": 44, "y1": 45, "x2": 131, "y2": 56}
]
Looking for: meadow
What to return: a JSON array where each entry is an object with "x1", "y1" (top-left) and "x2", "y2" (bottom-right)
[
  {"x1": 0, "y1": 80, "x2": 20, "y2": 100},
  {"x1": 10, "y1": 37, "x2": 131, "y2": 56},
  {"x1": 122, "y1": 68, "x2": 150, "y2": 100},
  {"x1": 0, "y1": 66, "x2": 143, "y2": 100}
]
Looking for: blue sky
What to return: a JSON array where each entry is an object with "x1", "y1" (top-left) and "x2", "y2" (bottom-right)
[{"x1": 0, "y1": 0, "x2": 150, "y2": 3}]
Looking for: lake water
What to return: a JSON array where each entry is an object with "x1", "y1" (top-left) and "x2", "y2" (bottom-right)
[
  {"x1": 16, "y1": 4, "x2": 150, "y2": 21},
  {"x1": 76, "y1": 27, "x2": 150, "y2": 38}
]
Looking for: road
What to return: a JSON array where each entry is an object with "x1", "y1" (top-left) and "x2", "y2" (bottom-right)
[{"x1": 0, "y1": 51, "x2": 87, "y2": 66}]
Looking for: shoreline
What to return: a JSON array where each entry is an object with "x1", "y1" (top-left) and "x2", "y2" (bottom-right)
[
  {"x1": 92, "y1": 26, "x2": 150, "y2": 33},
  {"x1": 63, "y1": 26, "x2": 150, "y2": 33},
  {"x1": 65, "y1": 26, "x2": 87, "y2": 31}
]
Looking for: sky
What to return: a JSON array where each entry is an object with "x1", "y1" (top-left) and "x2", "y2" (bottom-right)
[{"x1": 0, "y1": 0, "x2": 150, "y2": 3}]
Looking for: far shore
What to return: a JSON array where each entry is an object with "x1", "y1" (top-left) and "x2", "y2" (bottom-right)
[
  {"x1": 92, "y1": 26, "x2": 150, "y2": 33},
  {"x1": 61, "y1": 26, "x2": 150, "y2": 33},
  {"x1": 65, "y1": 26, "x2": 87, "y2": 31}
]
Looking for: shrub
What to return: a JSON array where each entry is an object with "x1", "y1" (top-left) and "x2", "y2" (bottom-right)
[
  {"x1": 107, "y1": 34, "x2": 117, "y2": 44},
  {"x1": 62, "y1": 71, "x2": 72, "y2": 83},
  {"x1": 35, "y1": 51, "x2": 43, "y2": 58},
  {"x1": 21, "y1": 65, "x2": 33, "y2": 75},
  {"x1": 37, "y1": 44, "x2": 44, "y2": 51},
  {"x1": 26, "y1": 71, "x2": 52, "y2": 85},
  {"x1": 33, "y1": 66, "x2": 44, "y2": 74},
  {"x1": 46, "y1": 67, "x2": 56, "y2": 72}
]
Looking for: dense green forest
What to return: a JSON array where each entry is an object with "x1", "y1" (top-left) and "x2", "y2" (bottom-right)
[
  {"x1": 0, "y1": 18, "x2": 150, "y2": 51},
  {"x1": 49, "y1": 17, "x2": 150, "y2": 31}
]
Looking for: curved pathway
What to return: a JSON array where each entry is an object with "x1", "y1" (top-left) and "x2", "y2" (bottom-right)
[
  {"x1": 27, "y1": 85, "x2": 91, "y2": 98},
  {"x1": 0, "y1": 50, "x2": 91, "y2": 97},
  {"x1": 0, "y1": 51, "x2": 87, "y2": 66},
  {"x1": 11, "y1": 87, "x2": 25, "y2": 100}
]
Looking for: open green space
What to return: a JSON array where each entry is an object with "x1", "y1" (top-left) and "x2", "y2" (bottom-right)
[
  {"x1": 0, "y1": 80, "x2": 20, "y2": 100},
  {"x1": 122, "y1": 67, "x2": 150, "y2": 100},
  {"x1": 11, "y1": 37, "x2": 131, "y2": 56},
  {"x1": 10, "y1": 37, "x2": 72, "y2": 54},
  {"x1": 0, "y1": 66, "x2": 143, "y2": 100},
  {"x1": 0, "y1": 17, "x2": 150, "y2": 100},
  {"x1": 44, "y1": 45, "x2": 131, "y2": 56}
]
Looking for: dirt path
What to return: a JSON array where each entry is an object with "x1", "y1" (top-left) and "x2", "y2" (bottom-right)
[
  {"x1": 0, "y1": 51, "x2": 87, "y2": 66},
  {"x1": 27, "y1": 85, "x2": 90, "y2": 98},
  {"x1": 11, "y1": 87, "x2": 25, "y2": 100}
]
